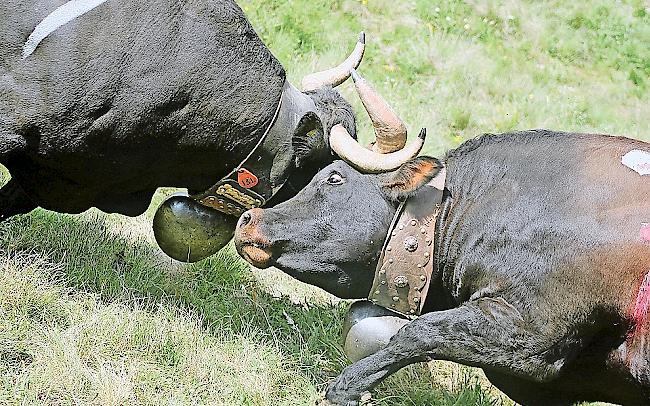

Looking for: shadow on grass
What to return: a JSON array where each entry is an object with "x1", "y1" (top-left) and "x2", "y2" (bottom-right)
[{"x1": 0, "y1": 209, "x2": 504, "y2": 406}]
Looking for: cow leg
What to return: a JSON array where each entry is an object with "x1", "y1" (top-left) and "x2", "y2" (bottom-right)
[
  {"x1": 325, "y1": 297, "x2": 573, "y2": 406},
  {"x1": 0, "y1": 178, "x2": 37, "y2": 222},
  {"x1": 1, "y1": 131, "x2": 34, "y2": 221},
  {"x1": 482, "y1": 369, "x2": 580, "y2": 406}
]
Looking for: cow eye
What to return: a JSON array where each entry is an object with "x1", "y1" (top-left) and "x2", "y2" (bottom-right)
[{"x1": 326, "y1": 172, "x2": 344, "y2": 185}]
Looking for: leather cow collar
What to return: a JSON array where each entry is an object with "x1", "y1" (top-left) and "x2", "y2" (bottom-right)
[
  {"x1": 192, "y1": 81, "x2": 304, "y2": 217},
  {"x1": 368, "y1": 170, "x2": 446, "y2": 316}
]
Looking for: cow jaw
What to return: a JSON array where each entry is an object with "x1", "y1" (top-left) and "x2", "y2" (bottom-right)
[{"x1": 273, "y1": 255, "x2": 374, "y2": 299}]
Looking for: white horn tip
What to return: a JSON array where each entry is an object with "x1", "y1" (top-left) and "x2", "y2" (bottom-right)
[{"x1": 351, "y1": 68, "x2": 361, "y2": 83}]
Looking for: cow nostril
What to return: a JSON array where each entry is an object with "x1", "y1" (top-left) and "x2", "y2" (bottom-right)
[{"x1": 240, "y1": 211, "x2": 252, "y2": 227}]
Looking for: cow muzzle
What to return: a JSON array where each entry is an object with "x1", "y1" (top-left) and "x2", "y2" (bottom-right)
[
  {"x1": 234, "y1": 209, "x2": 273, "y2": 268},
  {"x1": 153, "y1": 192, "x2": 238, "y2": 262}
]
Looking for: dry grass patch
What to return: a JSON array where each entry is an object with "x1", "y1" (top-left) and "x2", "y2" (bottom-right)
[{"x1": 0, "y1": 252, "x2": 317, "y2": 406}]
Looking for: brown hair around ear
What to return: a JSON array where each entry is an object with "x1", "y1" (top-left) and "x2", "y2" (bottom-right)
[{"x1": 381, "y1": 156, "x2": 442, "y2": 202}]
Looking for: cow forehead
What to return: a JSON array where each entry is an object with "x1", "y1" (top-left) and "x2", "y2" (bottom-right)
[
  {"x1": 329, "y1": 160, "x2": 352, "y2": 173},
  {"x1": 326, "y1": 160, "x2": 366, "y2": 177}
]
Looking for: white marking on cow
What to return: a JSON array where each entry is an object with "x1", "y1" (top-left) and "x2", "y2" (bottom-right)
[
  {"x1": 22, "y1": 0, "x2": 109, "y2": 59},
  {"x1": 622, "y1": 149, "x2": 650, "y2": 176},
  {"x1": 640, "y1": 223, "x2": 650, "y2": 242}
]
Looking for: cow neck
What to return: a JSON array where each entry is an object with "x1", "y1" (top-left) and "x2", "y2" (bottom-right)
[
  {"x1": 368, "y1": 169, "x2": 447, "y2": 317},
  {"x1": 192, "y1": 81, "x2": 315, "y2": 217}
]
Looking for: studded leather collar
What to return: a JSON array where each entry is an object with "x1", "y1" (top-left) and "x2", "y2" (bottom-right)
[
  {"x1": 368, "y1": 172, "x2": 446, "y2": 316},
  {"x1": 192, "y1": 81, "x2": 305, "y2": 217}
]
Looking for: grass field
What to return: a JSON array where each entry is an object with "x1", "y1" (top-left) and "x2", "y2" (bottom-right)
[{"x1": 1, "y1": 0, "x2": 649, "y2": 404}]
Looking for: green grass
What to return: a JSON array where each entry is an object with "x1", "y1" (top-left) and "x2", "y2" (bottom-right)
[
  {"x1": 2, "y1": 0, "x2": 648, "y2": 404},
  {"x1": 241, "y1": 0, "x2": 649, "y2": 153}
]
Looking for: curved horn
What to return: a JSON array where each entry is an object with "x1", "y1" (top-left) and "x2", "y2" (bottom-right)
[
  {"x1": 330, "y1": 124, "x2": 425, "y2": 173},
  {"x1": 351, "y1": 69, "x2": 407, "y2": 154},
  {"x1": 301, "y1": 32, "x2": 366, "y2": 92}
]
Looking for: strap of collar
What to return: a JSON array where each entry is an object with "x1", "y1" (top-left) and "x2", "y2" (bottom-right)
[
  {"x1": 368, "y1": 169, "x2": 446, "y2": 316},
  {"x1": 191, "y1": 82, "x2": 289, "y2": 217}
]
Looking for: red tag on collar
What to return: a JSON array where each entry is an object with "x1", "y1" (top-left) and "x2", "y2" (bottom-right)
[{"x1": 237, "y1": 168, "x2": 259, "y2": 189}]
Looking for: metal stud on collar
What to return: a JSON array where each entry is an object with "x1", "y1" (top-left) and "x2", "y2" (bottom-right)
[{"x1": 404, "y1": 236, "x2": 418, "y2": 252}]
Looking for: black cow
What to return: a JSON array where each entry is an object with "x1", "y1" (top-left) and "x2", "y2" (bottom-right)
[
  {"x1": 234, "y1": 78, "x2": 650, "y2": 405},
  {"x1": 0, "y1": 0, "x2": 372, "y2": 261}
]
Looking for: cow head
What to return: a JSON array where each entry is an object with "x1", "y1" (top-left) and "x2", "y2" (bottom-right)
[
  {"x1": 234, "y1": 74, "x2": 439, "y2": 297},
  {"x1": 234, "y1": 157, "x2": 441, "y2": 298},
  {"x1": 269, "y1": 85, "x2": 357, "y2": 206}
]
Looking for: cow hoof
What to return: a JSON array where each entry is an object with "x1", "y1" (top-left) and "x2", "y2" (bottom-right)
[
  {"x1": 316, "y1": 392, "x2": 346, "y2": 406},
  {"x1": 320, "y1": 391, "x2": 371, "y2": 406},
  {"x1": 324, "y1": 380, "x2": 364, "y2": 406},
  {"x1": 359, "y1": 391, "x2": 373, "y2": 405}
]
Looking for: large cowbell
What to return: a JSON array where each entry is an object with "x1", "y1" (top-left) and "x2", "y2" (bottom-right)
[{"x1": 153, "y1": 192, "x2": 238, "y2": 262}]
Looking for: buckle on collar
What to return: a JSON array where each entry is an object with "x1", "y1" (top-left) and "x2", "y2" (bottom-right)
[{"x1": 194, "y1": 178, "x2": 265, "y2": 217}]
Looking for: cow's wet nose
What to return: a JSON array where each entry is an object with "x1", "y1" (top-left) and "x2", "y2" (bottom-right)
[
  {"x1": 239, "y1": 211, "x2": 252, "y2": 227},
  {"x1": 238, "y1": 208, "x2": 263, "y2": 229},
  {"x1": 238, "y1": 209, "x2": 259, "y2": 228},
  {"x1": 234, "y1": 209, "x2": 272, "y2": 268}
]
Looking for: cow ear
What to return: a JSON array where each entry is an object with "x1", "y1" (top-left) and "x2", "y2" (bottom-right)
[
  {"x1": 292, "y1": 112, "x2": 325, "y2": 168},
  {"x1": 381, "y1": 156, "x2": 442, "y2": 201}
]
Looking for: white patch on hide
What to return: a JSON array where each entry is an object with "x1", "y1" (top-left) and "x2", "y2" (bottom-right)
[
  {"x1": 22, "y1": 0, "x2": 109, "y2": 59},
  {"x1": 622, "y1": 149, "x2": 650, "y2": 176}
]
